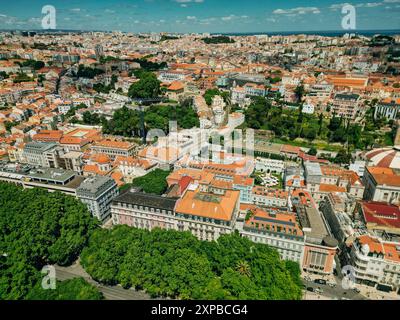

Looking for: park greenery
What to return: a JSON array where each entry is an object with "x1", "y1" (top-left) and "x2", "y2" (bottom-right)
[
  {"x1": 64, "y1": 103, "x2": 88, "y2": 118},
  {"x1": 13, "y1": 72, "x2": 34, "y2": 83},
  {"x1": 17, "y1": 59, "x2": 45, "y2": 70},
  {"x1": 132, "y1": 59, "x2": 167, "y2": 72},
  {"x1": 0, "y1": 181, "x2": 302, "y2": 301},
  {"x1": 0, "y1": 71, "x2": 9, "y2": 79},
  {"x1": 4, "y1": 120, "x2": 20, "y2": 132},
  {"x1": 93, "y1": 75, "x2": 118, "y2": 94},
  {"x1": 244, "y1": 96, "x2": 394, "y2": 157},
  {"x1": 76, "y1": 65, "x2": 105, "y2": 79},
  {"x1": 26, "y1": 278, "x2": 103, "y2": 300},
  {"x1": 120, "y1": 169, "x2": 171, "y2": 195},
  {"x1": 80, "y1": 226, "x2": 303, "y2": 300},
  {"x1": 160, "y1": 35, "x2": 179, "y2": 42},
  {"x1": 203, "y1": 88, "x2": 230, "y2": 105},
  {"x1": 102, "y1": 102, "x2": 199, "y2": 137},
  {"x1": 0, "y1": 183, "x2": 98, "y2": 300},
  {"x1": 128, "y1": 71, "x2": 161, "y2": 99},
  {"x1": 202, "y1": 36, "x2": 235, "y2": 44},
  {"x1": 99, "y1": 56, "x2": 121, "y2": 64}
]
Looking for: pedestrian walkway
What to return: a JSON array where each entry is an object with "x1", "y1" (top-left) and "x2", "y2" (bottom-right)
[
  {"x1": 55, "y1": 260, "x2": 153, "y2": 300},
  {"x1": 303, "y1": 291, "x2": 333, "y2": 300},
  {"x1": 301, "y1": 271, "x2": 337, "y2": 285},
  {"x1": 358, "y1": 284, "x2": 400, "y2": 300}
]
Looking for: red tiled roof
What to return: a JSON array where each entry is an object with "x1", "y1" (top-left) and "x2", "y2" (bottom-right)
[
  {"x1": 361, "y1": 201, "x2": 400, "y2": 229},
  {"x1": 178, "y1": 176, "x2": 193, "y2": 194}
]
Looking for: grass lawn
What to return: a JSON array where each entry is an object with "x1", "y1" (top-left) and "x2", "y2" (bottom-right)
[{"x1": 271, "y1": 137, "x2": 343, "y2": 152}]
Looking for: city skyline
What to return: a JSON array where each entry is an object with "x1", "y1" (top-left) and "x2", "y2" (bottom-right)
[{"x1": 0, "y1": 0, "x2": 400, "y2": 33}]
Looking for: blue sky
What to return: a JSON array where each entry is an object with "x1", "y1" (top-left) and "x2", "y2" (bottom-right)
[{"x1": 0, "y1": 0, "x2": 399, "y2": 33}]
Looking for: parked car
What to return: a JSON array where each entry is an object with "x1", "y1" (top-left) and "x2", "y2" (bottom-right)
[
  {"x1": 306, "y1": 287, "x2": 315, "y2": 292},
  {"x1": 315, "y1": 287, "x2": 324, "y2": 294},
  {"x1": 328, "y1": 282, "x2": 337, "y2": 288},
  {"x1": 314, "y1": 279, "x2": 327, "y2": 285},
  {"x1": 353, "y1": 288, "x2": 360, "y2": 293}
]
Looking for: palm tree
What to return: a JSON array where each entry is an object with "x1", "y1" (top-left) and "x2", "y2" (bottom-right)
[{"x1": 236, "y1": 260, "x2": 251, "y2": 277}]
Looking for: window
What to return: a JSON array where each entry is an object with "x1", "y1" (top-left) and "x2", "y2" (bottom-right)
[{"x1": 383, "y1": 193, "x2": 389, "y2": 201}]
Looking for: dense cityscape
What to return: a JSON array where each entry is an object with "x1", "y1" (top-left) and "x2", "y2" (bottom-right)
[{"x1": 0, "y1": 1, "x2": 400, "y2": 305}]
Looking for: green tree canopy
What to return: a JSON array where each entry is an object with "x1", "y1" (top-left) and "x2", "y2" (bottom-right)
[
  {"x1": 128, "y1": 72, "x2": 161, "y2": 99},
  {"x1": 0, "y1": 183, "x2": 98, "y2": 300},
  {"x1": 81, "y1": 226, "x2": 303, "y2": 300}
]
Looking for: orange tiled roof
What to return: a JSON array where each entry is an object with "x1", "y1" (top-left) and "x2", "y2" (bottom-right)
[
  {"x1": 367, "y1": 166, "x2": 400, "y2": 187},
  {"x1": 252, "y1": 186, "x2": 288, "y2": 198},
  {"x1": 175, "y1": 188, "x2": 240, "y2": 221},
  {"x1": 168, "y1": 81, "x2": 184, "y2": 91},
  {"x1": 319, "y1": 184, "x2": 346, "y2": 193},
  {"x1": 94, "y1": 139, "x2": 133, "y2": 150},
  {"x1": 91, "y1": 153, "x2": 111, "y2": 164},
  {"x1": 82, "y1": 164, "x2": 108, "y2": 176},
  {"x1": 244, "y1": 206, "x2": 303, "y2": 236},
  {"x1": 281, "y1": 144, "x2": 301, "y2": 154}
]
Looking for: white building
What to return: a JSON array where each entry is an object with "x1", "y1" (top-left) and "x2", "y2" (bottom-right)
[
  {"x1": 23, "y1": 142, "x2": 60, "y2": 168},
  {"x1": 255, "y1": 157, "x2": 285, "y2": 174},
  {"x1": 302, "y1": 103, "x2": 315, "y2": 114},
  {"x1": 111, "y1": 185, "x2": 240, "y2": 242},
  {"x1": 77, "y1": 175, "x2": 119, "y2": 221},
  {"x1": 349, "y1": 235, "x2": 400, "y2": 291}
]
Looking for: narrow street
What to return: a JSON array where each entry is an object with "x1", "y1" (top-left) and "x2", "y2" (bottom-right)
[{"x1": 54, "y1": 262, "x2": 156, "y2": 300}]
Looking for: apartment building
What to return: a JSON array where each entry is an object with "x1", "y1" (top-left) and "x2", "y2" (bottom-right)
[
  {"x1": 357, "y1": 201, "x2": 400, "y2": 237},
  {"x1": 251, "y1": 187, "x2": 288, "y2": 207},
  {"x1": 111, "y1": 191, "x2": 178, "y2": 230},
  {"x1": 304, "y1": 162, "x2": 364, "y2": 202},
  {"x1": 363, "y1": 167, "x2": 400, "y2": 204},
  {"x1": 113, "y1": 156, "x2": 157, "y2": 181},
  {"x1": 77, "y1": 175, "x2": 119, "y2": 221},
  {"x1": 232, "y1": 175, "x2": 254, "y2": 204},
  {"x1": 91, "y1": 139, "x2": 136, "y2": 160},
  {"x1": 23, "y1": 141, "x2": 60, "y2": 168},
  {"x1": 255, "y1": 157, "x2": 285, "y2": 174},
  {"x1": 348, "y1": 235, "x2": 400, "y2": 291},
  {"x1": 374, "y1": 98, "x2": 400, "y2": 120},
  {"x1": 174, "y1": 185, "x2": 240, "y2": 241},
  {"x1": 111, "y1": 184, "x2": 240, "y2": 242},
  {"x1": 331, "y1": 92, "x2": 361, "y2": 120},
  {"x1": 320, "y1": 192, "x2": 357, "y2": 244},
  {"x1": 158, "y1": 70, "x2": 189, "y2": 83},
  {"x1": 292, "y1": 190, "x2": 339, "y2": 275},
  {"x1": 32, "y1": 130, "x2": 63, "y2": 143},
  {"x1": 240, "y1": 205, "x2": 305, "y2": 263},
  {"x1": 307, "y1": 83, "x2": 333, "y2": 102}
]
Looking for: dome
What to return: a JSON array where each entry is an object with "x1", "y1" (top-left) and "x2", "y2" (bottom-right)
[
  {"x1": 322, "y1": 236, "x2": 338, "y2": 248},
  {"x1": 365, "y1": 146, "x2": 400, "y2": 170}
]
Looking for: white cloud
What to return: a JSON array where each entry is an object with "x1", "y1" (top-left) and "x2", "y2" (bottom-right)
[
  {"x1": 174, "y1": 0, "x2": 204, "y2": 3},
  {"x1": 221, "y1": 14, "x2": 250, "y2": 21},
  {"x1": 330, "y1": 1, "x2": 387, "y2": 11},
  {"x1": 329, "y1": 3, "x2": 351, "y2": 11},
  {"x1": 355, "y1": 2, "x2": 383, "y2": 7},
  {"x1": 273, "y1": 7, "x2": 321, "y2": 15}
]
